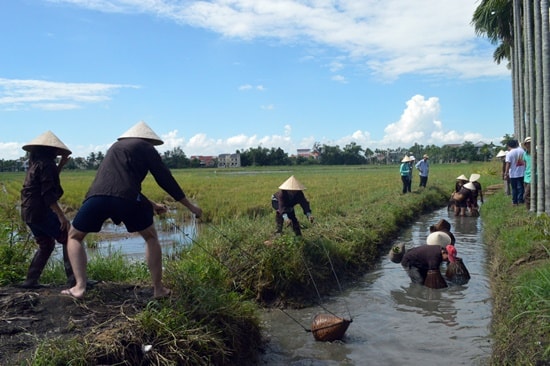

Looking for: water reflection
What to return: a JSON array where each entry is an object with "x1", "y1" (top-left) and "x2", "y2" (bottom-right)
[{"x1": 391, "y1": 284, "x2": 459, "y2": 326}]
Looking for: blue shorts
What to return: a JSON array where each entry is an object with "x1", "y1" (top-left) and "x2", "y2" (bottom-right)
[{"x1": 72, "y1": 195, "x2": 154, "y2": 233}]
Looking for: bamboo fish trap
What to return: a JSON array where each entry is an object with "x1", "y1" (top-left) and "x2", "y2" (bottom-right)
[
  {"x1": 445, "y1": 257, "x2": 471, "y2": 285},
  {"x1": 424, "y1": 269, "x2": 448, "y2": 289},
  {"x1": 311, "y1": 313, "x2": 352, "y2": 342}
]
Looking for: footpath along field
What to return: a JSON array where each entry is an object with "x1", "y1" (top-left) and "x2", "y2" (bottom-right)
[{"x1": 1, "y1": 162, "x2": 547, "y2": 365}]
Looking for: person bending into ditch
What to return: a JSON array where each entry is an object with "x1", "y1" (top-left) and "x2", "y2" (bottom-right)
[
  {"x1": 61, "y1": 121, "x2": 202, "y2": 300},
  {"x1": 272, "y1": 175, "x2": 314, "y2": 236},
  {"x1": 401, "y1": 241, "x2": 449, "y2": 285}
]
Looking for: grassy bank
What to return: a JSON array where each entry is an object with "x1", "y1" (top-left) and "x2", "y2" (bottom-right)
[
  {"x1": 5, "y1": 162, "x2": 543, "y2": 364},
  {"x1": 482, "y1": 193, "x2": 550, "y2": 365}
]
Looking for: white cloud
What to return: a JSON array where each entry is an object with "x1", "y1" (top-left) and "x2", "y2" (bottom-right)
[
  {"x1": 0, "y1": 78, "x2": 138, "y2": 111},
  {"x1": 331, "y1": 75, "x2": 347, "y2": 83},
  {"x1": 50, "y1": 0, "x2": 509, "y2": 80}
]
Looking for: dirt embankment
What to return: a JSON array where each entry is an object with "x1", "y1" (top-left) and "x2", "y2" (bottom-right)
[{"x1": 0, "y1": 282, "x2": 154, "y2": 365}]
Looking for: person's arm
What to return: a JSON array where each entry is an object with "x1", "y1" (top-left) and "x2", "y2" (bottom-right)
[
  {"x1": 504, "y1": 162, "x2": 511, "y2": 179},
  {"x1": 179, "y1": 197, "x2": 202, "y2": 218},
  {"x1": 57, "y1": 155, "x2": 70, "y2": 174},
  {"x1": 49, "y1": 202, "x2": 70, "y2": 232}
]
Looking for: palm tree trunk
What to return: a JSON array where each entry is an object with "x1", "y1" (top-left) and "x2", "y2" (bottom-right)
[{"x1": 542, "y1": 0, "x2": 550, "y2": 212}]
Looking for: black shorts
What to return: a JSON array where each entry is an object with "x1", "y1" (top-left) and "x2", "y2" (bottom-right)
[{"x1": 72, "y1": 195, "x2": 154, "y2": 233}]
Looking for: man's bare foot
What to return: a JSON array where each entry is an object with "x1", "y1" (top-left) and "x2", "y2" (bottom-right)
[
  {"x1": 153, "y1": 287, "x2": 171, "y2": 299},
  {"x1": 61, "y1": 287, "x2": 85, "y2": 299}
]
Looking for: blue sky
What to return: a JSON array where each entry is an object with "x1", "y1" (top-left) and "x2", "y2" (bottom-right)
[{"x1": 1, "y1": 0, "x2": 512, "y2": 160}]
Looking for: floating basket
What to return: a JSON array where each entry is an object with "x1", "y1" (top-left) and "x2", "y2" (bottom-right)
[
  {"x1": 424, "y1": 269, "x2": 448, "y2": 289},
  {"x1": 445, "y1": 258, "x2": 471, "y2": 285},
  {"x1": 388, "y1": 243, "x2": 406, "y2": 264},
  {"x1": 311, "y1": 313, "x2": 352, "y2": 342}
]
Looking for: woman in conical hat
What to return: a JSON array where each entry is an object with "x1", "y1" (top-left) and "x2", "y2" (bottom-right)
[
  {"x1": 62, "y1": 121, "x2": 202, "y2": 300},
  {"x1": 272, "y1": 176, "x2": 313, "y2": 236},
  {"x1": 19, "y1": 131, "x2": 77, "y2": 288}
]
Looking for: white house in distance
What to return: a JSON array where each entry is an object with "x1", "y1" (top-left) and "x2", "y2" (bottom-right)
[{"x1": 218, "y1": 153, "x2": 241, "y2": 168}]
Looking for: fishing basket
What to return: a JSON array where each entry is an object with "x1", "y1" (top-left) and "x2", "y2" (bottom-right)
[
  {"x1": 311, "y1": 313, "x2": 352, "y2": 342},
  {"x1": 388, "y1": 243, "x2": 406, "y2": 264},
  {"x1": 445, "y1": 258, "x2": 471, "y2": 285},
  {"x1": 424, "y1": 269, "x2": 448, "y2": 289}
]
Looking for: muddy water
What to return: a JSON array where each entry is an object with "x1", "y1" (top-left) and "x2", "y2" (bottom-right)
[{"x1": 259, "y1": 207, "x2": 491, "y2": 365}]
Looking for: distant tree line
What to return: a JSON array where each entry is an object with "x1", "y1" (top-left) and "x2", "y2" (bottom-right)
[{"x1": 0, "y1": 137, "x2": 513, "y2": 172}]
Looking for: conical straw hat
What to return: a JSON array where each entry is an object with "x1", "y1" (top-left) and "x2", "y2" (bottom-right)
[
  {"x1": 118, "y1": 121, "x2": 164, "y2": 145},
  {"x1": 426, "y1": 231, "x2": 451, "y2": 247},
  {"x1": 463, "y1": 182, "x2": 476, "y2": 191},
  {"x1": 401, "y1": 156, "x2": 411, "y2": 162},
  {"x1": 469, "y1": 173, "x2": 481, "y2": 182},
  {"x1": 496, "y1": 150, "x2": 507, "y2": 157},
  {"x1": 278, "y1": 175, "x2": 306, "y2": 190},
  {"x1": 22, "y1": 130, "x2": 72, "y2": 155},
  {"x1": 456, "y1": 174, "x2": 468, "y2": 181}
]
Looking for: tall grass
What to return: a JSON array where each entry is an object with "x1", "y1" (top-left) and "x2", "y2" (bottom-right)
[{"x1": 483, "y1": 193, "x2": 550, "y2": 365}]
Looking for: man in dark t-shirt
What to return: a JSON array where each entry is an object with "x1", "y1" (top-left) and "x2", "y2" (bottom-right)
[{"x1": 62, "y1": 121, "x2": 202, "y2": 300}]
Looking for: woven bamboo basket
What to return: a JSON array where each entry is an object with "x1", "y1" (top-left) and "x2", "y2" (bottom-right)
[
  {"x1": 388, "y1": 243, "x2": 406, "y2": 264},
  {"x1": 311, "y1": 313, "x2": 352, "y2": 342},
  {"x1": 445, "y1": 258, "x2": 471, "y2": 285},
  {"x1": 424, "y1": 269, "x2": 448, "y2": 289}
]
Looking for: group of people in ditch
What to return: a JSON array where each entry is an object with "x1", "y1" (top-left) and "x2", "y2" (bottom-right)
[{"x1": 391, "y1": 218, "x2": 470, "y2": 289}]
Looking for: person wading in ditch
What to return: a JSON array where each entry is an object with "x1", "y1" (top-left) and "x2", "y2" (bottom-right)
[
  {"x1": 401, "y1": 232, "x2": 450, "y2": 285},
  {"x1": 61, "y1": 121, "x2": 202, "y2": 300},
  {"x1": 272, "y1": 176, "x2": 314, "y2": 236},
  {"x1": 19, "y1": 131, "x2": 77, "y2": 288}
]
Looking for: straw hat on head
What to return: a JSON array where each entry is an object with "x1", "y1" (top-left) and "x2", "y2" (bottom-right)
[
  {"x1": 523, "y1": 136, "x2": 531, "y2": 144},
  {"x1": 469, "y1": 173, "x2": 481, "y2": 182},
  {"x1": 279, "y1": 175, "x2": 306, "y2": 190},
  {"x1": 463, "y1": 182, "x2": 476, "y2": 191},
  {"x1": 118, "y1": 121, "x2": 164, "y2": 146},
  {"x1": 456, "y1": 174, "x2": 468, "y2": 181},
  {"x1": 426, "y1": 231, "x2": 452, "y2": 247},
  {"x1": 401, "y1": 156, "x2": 411, "y2": 163},
  {"x1": 496, "y1": 150, "x2": 507, "y2": 158},
  {"x1": 22, "y1": 130, "x2": 72, "y2": 156},
  {"x1": 409, "y1": 155, "x2": 415, "y2": 161},
  {"x1": 423, "y1": 154, "x2": 429, "y2": 159}
]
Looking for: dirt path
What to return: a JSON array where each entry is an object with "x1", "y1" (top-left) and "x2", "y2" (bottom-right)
[{"x1": 0, "y1": 282, "x2": 155, "y2": 365}]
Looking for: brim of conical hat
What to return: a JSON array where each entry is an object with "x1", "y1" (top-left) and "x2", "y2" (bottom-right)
[
  {"x1": 496, "y1": 150, "x2": 507, "y2": 157},
  {"x1": 469, "y1": 173, "x2": 481, "y2": 182},
  {"x1": 22, "y1": 130, "x2": 72, "y2": 155},
  {"x1": 278, "y1": 176, "x2": 306, "y2": 190},
  {"x1": 118, "y1": 121, "x2": 164, "y2": 145},
  {"x1": 463, "y1": 182, "x2": 476, "y2": 190}
]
